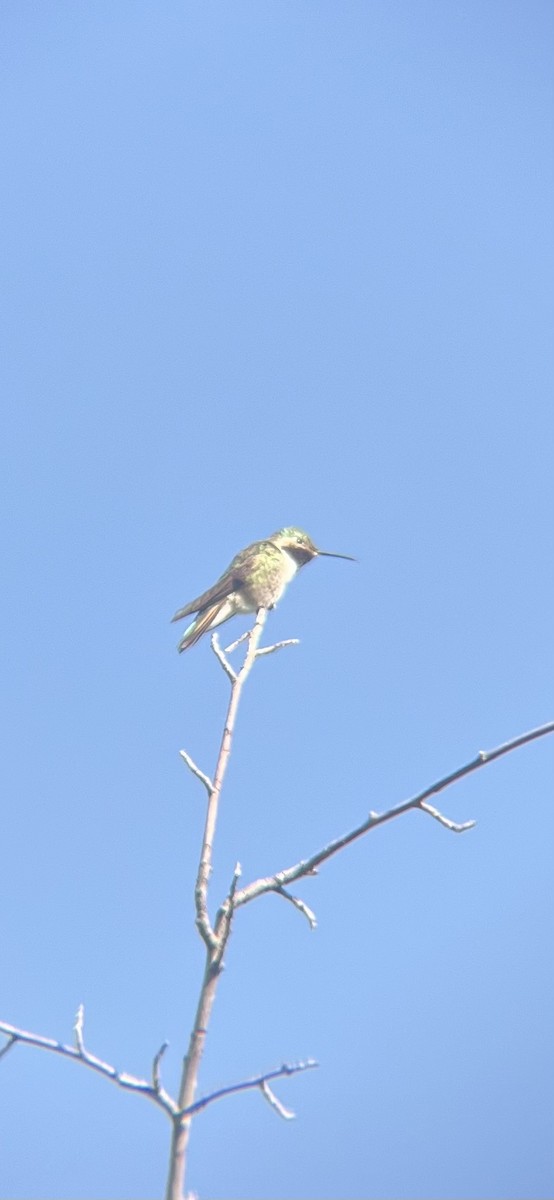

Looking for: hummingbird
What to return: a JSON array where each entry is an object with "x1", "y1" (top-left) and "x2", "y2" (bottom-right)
[{"x1": 171, "y1": 526, "x2": 355, "y2": 652}]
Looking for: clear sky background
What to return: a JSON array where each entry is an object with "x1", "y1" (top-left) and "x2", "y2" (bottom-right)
[{"x1": 1, "y1": 3, "x2": 553, "y2": 1198}]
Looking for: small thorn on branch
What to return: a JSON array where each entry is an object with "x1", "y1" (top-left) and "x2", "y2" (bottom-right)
[
  {"x1": 419, "y1": 800, "x2": 476, "y2": 833},
  {"x1": 179, "y1": 750, "x2": 213, "y2": 794}
]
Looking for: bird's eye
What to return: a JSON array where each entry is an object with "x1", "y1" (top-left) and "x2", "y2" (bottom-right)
[{"x1": 296, "y1": 535, "x2": 303, "y2": 544}]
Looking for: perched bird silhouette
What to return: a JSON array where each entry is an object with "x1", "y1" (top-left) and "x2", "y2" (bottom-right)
[{"x1": 171, "y1": 526, "x2": 355, "y2": 652}]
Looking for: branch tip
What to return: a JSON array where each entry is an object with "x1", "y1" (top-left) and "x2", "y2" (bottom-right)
[
  {"x1": 73, "y1": 1003, "x2": 85, "y2": 1054},
  {"x1": 152, "y1": 1041, "x2": 169, "y2": 1091},
  {"x1": 256, "y1": 638, "x2": 300, "y2": 658},
  {"x1": 210, "y1": 633, "x2": 237, "y2": 681},
  {"x1": 260, "y1": 1079, "x2": 295, "y2": 1120},
  {"x1": 179, "y1": 750, "x2": 213, "y2": 794},
  {"x1": 223, "y1": 630, "x2": 250, "y2": 653},
  {"x1": 275, "y1": 886, "x2": 317, "y2": 929},
  {"x1": 419, "y1": 800, "x2": 477, "y2": 833}
]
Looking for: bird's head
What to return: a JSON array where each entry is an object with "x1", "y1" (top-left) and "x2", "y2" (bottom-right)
[{"x1": 269, "y1": 527, "x2": 356, "y2": 566}]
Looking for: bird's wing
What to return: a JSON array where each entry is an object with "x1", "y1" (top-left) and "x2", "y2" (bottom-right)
[
  {"x1": 171, "y1": 541, "x2": 277, "y2": 623},
  {"x1": 171, "y1": 569, "x2": 238, "y2": 622}
]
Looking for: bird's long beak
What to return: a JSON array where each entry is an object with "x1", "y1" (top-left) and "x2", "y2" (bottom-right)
[{"x1": 317, "y1": 550, "x2": 357, "y2": 561}]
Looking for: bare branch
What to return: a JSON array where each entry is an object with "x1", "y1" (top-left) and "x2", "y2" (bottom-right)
[
  {"x1": 194, "y1": 611, "x2": 269, "y2": 950},
  {"x1": 222, "y1": 630, "x2": 250, "y2": 653},
  {"x1": 0, "y1": 1019, "x2": 178, "y2": 1118},
  {"x1": 217, "y1": 627, "x2": 299, "y2": 661},
  {"x1": 233, "y1": 721, "x2": 554, "y2": 910},
  {"x1": 152, "y1": 1041, "x2": 169, "y2": 1092},
  {"x1": 226, "y1": 859, "x2": 242, "y2": 898},
  {"x1": 165, "y1": 611, "x2": 273, "y2": 1198},
  {"x1": 475, "y1": 722, "x2": 554, "y2": 764},
  {"x1": 210, "y1": 633, "x2": 237, "y2": 682},
  {"x1": 419, "y1": 801, "x2": 476, "y2": 832},
  {"x1": 73, "y1": 1003, "x2": 85, "y2": 1054},
  {"x1": 274, "y1": 886, "x2": 317, "y2": 929},
  {"x1": 260, "y1": 1079, "x2": 295, "y2": 1120},
  {"x1": 214, "y1": 862, "x2": 243, "y2": 961},
  {"x1": 184, "y1": 1058, "x2": 318, "y2": 1118},
  {"x1": 179, "y1": 750, "x2": 213, "y2": 795},
  {"x1": 220, "y1": 859, "x2": 242, "y2": 919},
  {"x1": 256, "y1": 638, "x2": 300, "y2": 658}
]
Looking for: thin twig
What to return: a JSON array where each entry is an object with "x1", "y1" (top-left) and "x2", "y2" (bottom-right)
[
  {"x1": 274, "y1": 886, "x2": 317, "y2": 929},
  {"x1": 419, "y1": 801, "x2": 476, "y2": 832},
  {"x1": 179, "y1": 750, "x2": 213, "y2": 795},
  {"x1": 256, "y1": 639, "x2": 300, "y2": 657},
  {"x1": 226, "y1": 860, "x2": 243, "y2": 901},
  {"x1": 233, "y1": 721, "x2": 554, "y2": 910},
  {"x1": 223, "y1": 630, "x2": 250, "y2": 653},
  {"x1": 152, "y1": 1041, "x2": 169, "y2": 1092},
  {"x1": 214, "y1": 862, "x2": 243, "y2": 962},
  {"x1": 73, "y1": 1003, "x2": 85, "y2": 1054},
  {"x1": 260, "y1": 1079, "x2": 295, "y2": 1120},
  {"x1": 184, "y1": 1059, "x2": 318, "y2": 1117},
  {"x1": 218, "y1": 859, "x2": 243, "y2": 921},
  {"x1": 210, "y1": 634, "x2": 237, "y2": 682}
]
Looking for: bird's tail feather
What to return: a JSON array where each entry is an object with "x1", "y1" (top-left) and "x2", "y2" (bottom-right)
[{"x1": 177, "y1": 602, "x2": 227, "y2": 653}]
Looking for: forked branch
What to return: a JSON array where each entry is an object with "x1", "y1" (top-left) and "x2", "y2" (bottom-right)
[{"x1": 186, "y1": 1058, "x2": 318, "y2": 1118}]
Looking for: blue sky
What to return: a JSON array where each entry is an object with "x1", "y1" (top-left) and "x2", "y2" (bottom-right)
[{"x1": 1, "y1": 2, "x2": 553, "y2": 1197}]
